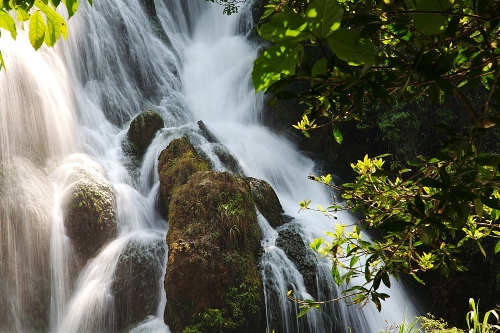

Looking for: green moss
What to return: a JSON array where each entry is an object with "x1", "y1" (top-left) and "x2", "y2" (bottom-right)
[
  {"x1": 158, "y1": 137, "x2": 211, "y2": 214},
  {"x1": 127, "y1": 110, "x2": 164, "y2": 160},
  {"x1": 164, "y1": 171, "x2": 265, "y2": 333}
]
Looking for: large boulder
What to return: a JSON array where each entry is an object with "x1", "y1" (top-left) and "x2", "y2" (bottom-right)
[
  {"x1": 161, "y1": 158, "x2": 265, "y2": 333},
  {"x1": 127, "y1": 111, "x2": 164, "y2": 160},
  {"x1": 63, "y1": 160, "x2": 117, "y2": 264},
  {"x1": 247, "y1": 177, "x2": 284, "y2": 228},
  {"x1": 112, "y1": 237, "x2": 166, "y2": 331}
]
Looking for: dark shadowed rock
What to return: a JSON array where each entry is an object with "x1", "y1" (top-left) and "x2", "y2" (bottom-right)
[
  {"x1": 247, "y1": 177, "x2": 284, "y2": 228},
  {"x1": 127, "y1": 111, "x2": 164, "y2": 160},
  {"x1": 112, "y1": 237, "x2": 166, "y2": 331},
  {"x1": 197, "y1": 120, "x2": 219, "y2": 143},
  {"x1": 212, "y1": 143, "x2": 244, "y2": 176},
  {"x1": 276, "y1": 223, "x2": 318, "y2": 298}
]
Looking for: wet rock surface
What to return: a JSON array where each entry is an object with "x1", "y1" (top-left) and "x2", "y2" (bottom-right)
[
  {"x1": 112, "y1": 237, "x2": 166, "y2": 331},
  {"x1": 159, "y1": 137, "x2": 265, "y2": 333},
  {"x1": 247, "y1": 177, "x2": 284, "y2": 228}
]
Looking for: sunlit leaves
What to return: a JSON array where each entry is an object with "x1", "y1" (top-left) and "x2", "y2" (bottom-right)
[
  {"x1": 0, "y1": 9, "x2": 16, "y2": 39},
  {"x1": 29, "y1": 10, "x2": 45, "y2": 50},
  {"x1": 252, "y1": 43, "x2": 303, "y2": 92},
  {"x1": 36, "y1": 0, "x2": 67, "y2": 46},
  {"x1": 305, "y1": 0, "x2": 343, "y2": 38},
  {"x1": 258, "y1": 11, "x2": 312, "y2": 43}
]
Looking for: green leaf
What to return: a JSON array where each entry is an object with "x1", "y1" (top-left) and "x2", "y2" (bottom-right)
[
  {"x1": 311, "y1": 58, "x2": 328, "y2": 77},
  {"x1": 414, "y1": 0, "x2": 452, "y2": 35},
  {"x1": 0, "y1": 51, "x2": 5, "y2": 71},
  {"x1": 328, "y1": 28, "x2": 376, "y2": 66},
  {"x1": 494, "y1": 240, "x2": 500, "y2": 254},
  {"x1": 381, "y1": 272, "x2": 391, "y2": 288},
  {"x1": 62, "y1": 0, "x2": 78, "y2": 18},
  {"x1": 297, "y1": 306, "x2": 312, "y2": 318},
  {"x1": 36, "y1": 0, "x2": 67, "y2": 45},
  {"x1": 29, "y1": 10, "x2": 45, "y2": 50},
  {"x1": 415, "y1": 195, "x2": 426, "y2": 216},
  {"x1": 252, "y1": 43, "x2": 303, "y2": 92},
  {"x1": 332, "y1": 124, "x2": 343, "y2": 144},
  {"x1": 304, "y1": 0, "x2": 343, "y2": 38},
  {"x1": 258, "y1": 11, "x2": 312, "y2": 43},
  {"x1": 0, "y1": 9, "x2": 17, "y2": 39},
  {"x1": 16, "y1": 8, "x2": 30, "y2": 22}
]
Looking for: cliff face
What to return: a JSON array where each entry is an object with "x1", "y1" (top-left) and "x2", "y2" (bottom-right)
[{"x1": 158, "y1": 138, "x2": 266, "y2": 333}]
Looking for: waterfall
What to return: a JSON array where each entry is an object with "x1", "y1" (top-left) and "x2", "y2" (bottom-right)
[{"x1": 0, "y1": 0, "x2": 420, "y2": 332}]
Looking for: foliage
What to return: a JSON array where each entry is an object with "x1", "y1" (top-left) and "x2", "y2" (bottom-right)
[
  {"x1": 378, "y1": 298, "x2": 500, "y2": 333},
  {"x1": 205, "y1": 0, "x2": 246, "y2": 15},
  {"x1": 0, "y1": 0, "x2": 91, "y2": 70},
  {"x1": 250, "y1": 0, "x2": 500, "y2": 312}
]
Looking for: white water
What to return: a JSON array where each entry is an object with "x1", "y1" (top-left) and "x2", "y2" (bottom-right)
[{"x1": 0, "y1": 0, "x2": 420, "y2": 332}]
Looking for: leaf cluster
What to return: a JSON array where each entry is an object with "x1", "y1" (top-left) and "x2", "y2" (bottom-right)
[
  {"x1": 253, "y1": 0, "x2": 500, "y2": 135},
  {"x1": 0, "y1": 0, "x2": 91, "y2": 69}
]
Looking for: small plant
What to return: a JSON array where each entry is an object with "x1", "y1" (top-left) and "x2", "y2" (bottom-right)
[{"x1": 466, "y1": 298, "x2": 500, "y2": 333}]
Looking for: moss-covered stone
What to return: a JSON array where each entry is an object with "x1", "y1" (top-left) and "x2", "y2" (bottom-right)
[
  {"x1": 164, "y1": 171, "x2": 265, "y2": 333},
  {"x1": 63, "y1": 166, "x2": 116, "y2": 264},
  {"x1": 157, "y1": 137, "x2": 211, "y2": 215},
  {"x1": 247, "y1": 177, "x2": 284, "y2": 228},
  {"x1": 112, "y1": 237, "x2": 166, "y2": 331},
  {"x1": 127, "y1": 111, "x2": 164, "y2": 160}
]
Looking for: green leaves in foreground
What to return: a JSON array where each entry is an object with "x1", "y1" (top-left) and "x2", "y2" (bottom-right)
[
  {"x1": 0, "y1": 9, "x2": 17, "y2": 39},
  {"x1": 252, "y1": 43, "x2": 303, "y2": 92},
  {"x1": 29, "y1": 11, "x2": 45, "y2": 50}
]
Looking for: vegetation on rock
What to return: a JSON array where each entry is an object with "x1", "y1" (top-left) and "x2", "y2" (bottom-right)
[
  {"x1": 158, "y1": 138, "x2": 265, "y2": 333},
  {"x1": 63, "y1": 164, "x2": 116, "y2": 264},
  {"x1": 157, "y1": 137, "x2": 211, "y2": 215},
  {"x1": 127, "y1": 111, "x2": 165, "y2": 160},
  {"x1": 247, "y1": 177, "x2": 284, "y2": 228}
]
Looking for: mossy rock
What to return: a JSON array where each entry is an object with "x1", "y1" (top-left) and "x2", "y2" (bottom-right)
[
  {"x1": 157, "y1": 137, "x2": 211, "y2": 215},
  {"x1": 164, "y1": 171, "x2": 265, "y2": 333},
  {"x1": 112, "y1": 237, "x2": 166, "y2": 331},
  {"x1": 247, "y1": 177, "x2": 284, "y2": 228},
  {"x1": 127, "y1": 111, "x2": 164, "y2": 159},
  {"x1": 63, "y1": 165, "x2": 116, "y2": 264}
]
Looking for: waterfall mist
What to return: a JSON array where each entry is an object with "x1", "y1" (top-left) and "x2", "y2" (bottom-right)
[{"x1": 0, "y1": 0, "x2": 420, "y2": 332}]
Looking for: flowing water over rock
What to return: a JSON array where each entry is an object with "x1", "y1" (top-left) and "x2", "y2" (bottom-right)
[{"x1": 0, "y1": 0, "x2": 420, "y2": 332}]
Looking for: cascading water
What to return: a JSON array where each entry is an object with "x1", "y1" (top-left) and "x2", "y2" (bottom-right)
[{"x1": 0, "y1": 0, "x2": 420, "y2": 332}]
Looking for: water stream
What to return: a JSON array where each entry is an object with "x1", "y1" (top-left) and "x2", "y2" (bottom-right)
[{"x1": 0, "y1": 0, "x2": 420, "y2": 332}]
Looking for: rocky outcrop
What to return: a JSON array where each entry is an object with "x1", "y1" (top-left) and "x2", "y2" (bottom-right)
[
  {"x1": 159, "y1": 138, "x2": 265, "y2": 333},
  {"x1": 112, "y1": 237, "x2": 166, "y2": 331},
  {"x1": 127, "y1": 111, "x2": 164, "y2": 160},
  {"x1": 276, "y1": 223, "x2": 318, "y2": 298},
  {"x1": 63, "y1": 161, "x2": 116, "y2": 264},
  {"x1": 247, "y1": 177, "x2": 284, "y2": 228}
]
